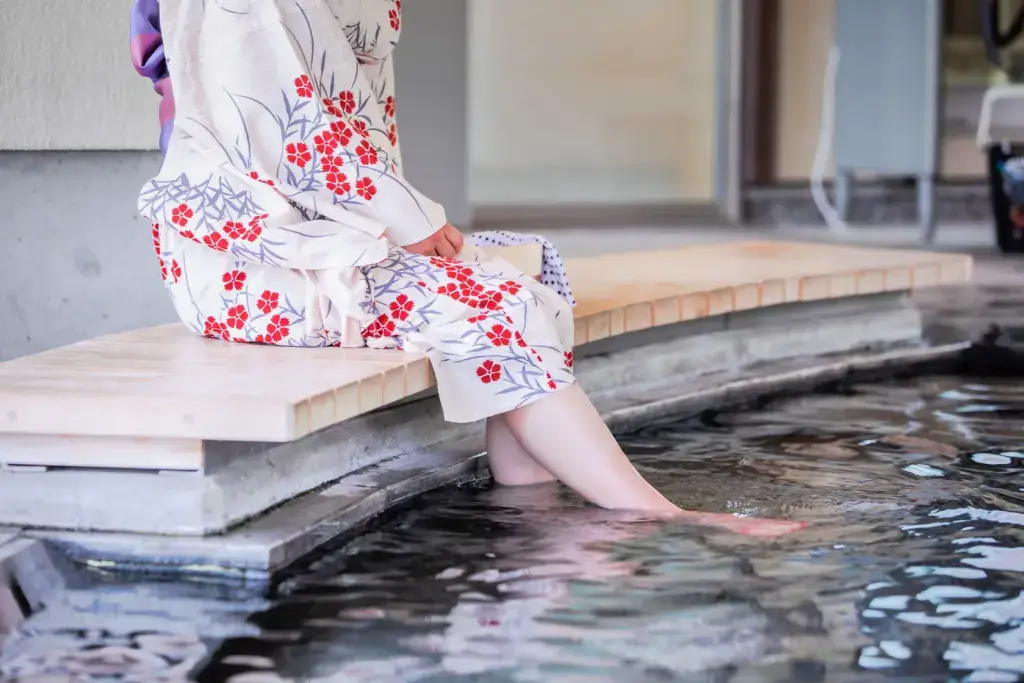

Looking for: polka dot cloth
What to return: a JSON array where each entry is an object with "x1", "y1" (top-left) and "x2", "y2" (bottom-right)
[{"x1": 467, "y1": 231, "x2": 577, "y2": 308}]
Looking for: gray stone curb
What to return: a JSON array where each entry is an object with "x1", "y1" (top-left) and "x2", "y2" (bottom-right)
[{"x1": 31, "y1": 341, "x2": 968, "y2": 583}]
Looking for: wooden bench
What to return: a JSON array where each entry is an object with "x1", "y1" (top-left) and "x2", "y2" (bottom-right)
[{"x1": 0, "y1": 241, "x2": 972, "y2": 473}]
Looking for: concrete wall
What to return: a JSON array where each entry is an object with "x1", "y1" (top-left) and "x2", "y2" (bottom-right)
[
  {"x1": 0, "y1": 1, "x2": 155, "y2": 150},
  {"x1": 0, "y1": 152, "x2": 173, "y2": 361},
  {"x1": 467, "y1": 0, "x2": 720, "y2": 205},
  {"x1": 393, "y1": 0, "x2": 470, "y2": 226}
]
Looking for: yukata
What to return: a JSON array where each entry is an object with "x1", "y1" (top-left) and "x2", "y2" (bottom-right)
[{"x1": 130, "y1": 0, "x2": 574, "y2": 423}]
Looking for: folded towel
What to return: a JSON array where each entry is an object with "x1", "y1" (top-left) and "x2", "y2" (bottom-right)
[{"x1": 467, "y1": 231, "x2": 576, "y2": 308}]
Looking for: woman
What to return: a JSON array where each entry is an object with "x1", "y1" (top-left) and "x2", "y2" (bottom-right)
[{"x1": 130, "y1": 0, "x2": 801, "y2": 534}]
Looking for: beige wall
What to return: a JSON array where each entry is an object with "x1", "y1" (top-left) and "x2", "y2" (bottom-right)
[
  {"x1": 468, "y1": 0, "x2": 720, "y2": 204},
  {"x1": 0, "y1": 0, "x2": 158, "y2": 150},
  {"x1": 774, "y1": 0, "x2": 836, "y2": 182}
]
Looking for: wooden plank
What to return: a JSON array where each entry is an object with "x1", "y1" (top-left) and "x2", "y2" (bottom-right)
[
  {"x1": 0, "y1": 242, "x2": 973, "y2": 449},
  {"x1": 565, "y1": 242, "x2": 973, "y2": 317},
  {"x1": 0, "y1": 435, "x2": 204, "y2": 472}
]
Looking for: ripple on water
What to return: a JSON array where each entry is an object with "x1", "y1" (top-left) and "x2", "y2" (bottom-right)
[{"x1": 2, "y1": 375, "x2": 1024, "y2": 683}]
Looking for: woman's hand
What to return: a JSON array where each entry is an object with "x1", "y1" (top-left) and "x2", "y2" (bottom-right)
[{"x1": 404, "y1": 223, "x2": 465, "y2": 259}]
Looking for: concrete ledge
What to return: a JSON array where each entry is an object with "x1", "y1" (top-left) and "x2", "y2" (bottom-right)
[
  {"x1": 603, "y1": 341, "x2": 970, "y2": 435},
  {"x1": 0, "y1": 537, "x2": 63, "y2": 646},
  {"x1": 0, "y1": 241, "x2": 976, "y2": 568},
  {"x1": 31, "y1": 340, "x2": 969, "y2": 581},
  {"x1": 36, "y1": 443, "x2": 488, "y2": 583},
  {"x1": 0, "y1": 399, "x2": 480, "y2": 536},
  {"x1": 11, "y1": 294, "x2": 975, "y2": 578},
  {"x1": 0, "y1": 292, "x2": 924, "y2": 535}
]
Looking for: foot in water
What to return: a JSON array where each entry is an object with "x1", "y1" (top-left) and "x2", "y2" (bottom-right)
[
  {"x1": 680, "y1": 511, "x2": 808, "y2": 537},
  {"x1": 484, "y1": 485, "x2": 805, "y2": 537}
]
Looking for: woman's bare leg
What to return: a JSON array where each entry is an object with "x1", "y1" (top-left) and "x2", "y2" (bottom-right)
[
  {"x1": 501, "y1": 385, "x2": 807, "y2": 535},
  {"x1": 502, "y1": 384, "x2": 679, "y2": 513},
  {"x1": 486, "y1": 414, "x2": 556, "y2": 487}
]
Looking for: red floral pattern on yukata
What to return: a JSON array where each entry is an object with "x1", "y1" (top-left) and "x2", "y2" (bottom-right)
[
  {"x1": 360, "y1": 250, "x2": 575, "y2": 419},
  {"x1": 139, "y1": 0, "x2": 430, "y2": 281}
]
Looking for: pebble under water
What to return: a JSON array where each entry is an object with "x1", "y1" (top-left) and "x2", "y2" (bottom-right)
[{"x1": 2, "y1": 375, "x2": 1024, "y2": 682}]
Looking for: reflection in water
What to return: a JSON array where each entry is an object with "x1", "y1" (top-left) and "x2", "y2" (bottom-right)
[
  {"x1": 0, "y1": 582, "x2": 266, "y2": 682},
  {"x1": 2, "y1": 376, "x2": 1024, "y2": 682}
]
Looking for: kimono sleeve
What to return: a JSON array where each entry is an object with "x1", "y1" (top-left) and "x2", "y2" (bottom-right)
[{"x1": 175, "y1": 0, "x2": 447, "y2": 246}]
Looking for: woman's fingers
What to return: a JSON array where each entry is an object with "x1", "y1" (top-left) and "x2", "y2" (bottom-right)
[
  {"x1": 434, "y1": 235, "x2": 457, "y2": 259},
  {"x1": 402, "y1": 225, "x2": 463, "y2": 259},
  {"x1": 442, "y1": 235, "x2": 461, "y2": 258},
  {"x1": 444, "y1": 224, "x2": 465, "y2": 254}
]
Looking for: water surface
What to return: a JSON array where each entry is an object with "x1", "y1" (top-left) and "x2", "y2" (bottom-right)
[{"x1": 3, "y1": 375, "x2": 1023, "y2": 682}]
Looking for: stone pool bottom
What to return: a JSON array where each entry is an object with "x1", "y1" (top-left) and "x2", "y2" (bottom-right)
[{"x1": 1, "y1": 373, "x2": 1023, "y2": 682}]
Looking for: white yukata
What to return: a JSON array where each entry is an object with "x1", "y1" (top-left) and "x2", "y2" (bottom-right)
[{"x1": 136, "y1": 0, "x2": 575, "y2": 423}]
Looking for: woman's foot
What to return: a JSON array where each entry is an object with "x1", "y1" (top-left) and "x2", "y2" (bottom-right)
[
  {"x1": 606, "y1": 505, "x2": 806, "y2": 537},
  {"x1": 677, "y1": 511, "x2": 807, "y2": 537}
]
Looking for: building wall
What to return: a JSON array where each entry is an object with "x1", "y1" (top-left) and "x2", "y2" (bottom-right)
[
  {"x1": 0, "y1": 0, "x2": 155, "y2": 150},
  {"x1": 0, "y1": 152, "x2": 173, "y2": 361},
  {"x1": 468, "y1": 0, "x2": 720, "y2": 205}
]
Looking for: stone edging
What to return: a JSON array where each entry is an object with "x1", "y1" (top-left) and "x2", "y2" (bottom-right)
[
  {"x1": 32, "y1": 340, "x2": 970, "y2": 583},
  {"x1": 0, "y1": 535, "x2": 63, "y2": 646}
]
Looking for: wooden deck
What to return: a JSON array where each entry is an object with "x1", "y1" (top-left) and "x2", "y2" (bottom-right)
[{"x1": 0, "y1": 242, "x2": 972, "y2": 472}]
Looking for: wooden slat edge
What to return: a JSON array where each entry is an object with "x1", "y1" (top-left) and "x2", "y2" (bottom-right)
[{"x1": 0, "y1": 434, "x2": 204, "y2": 472}]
